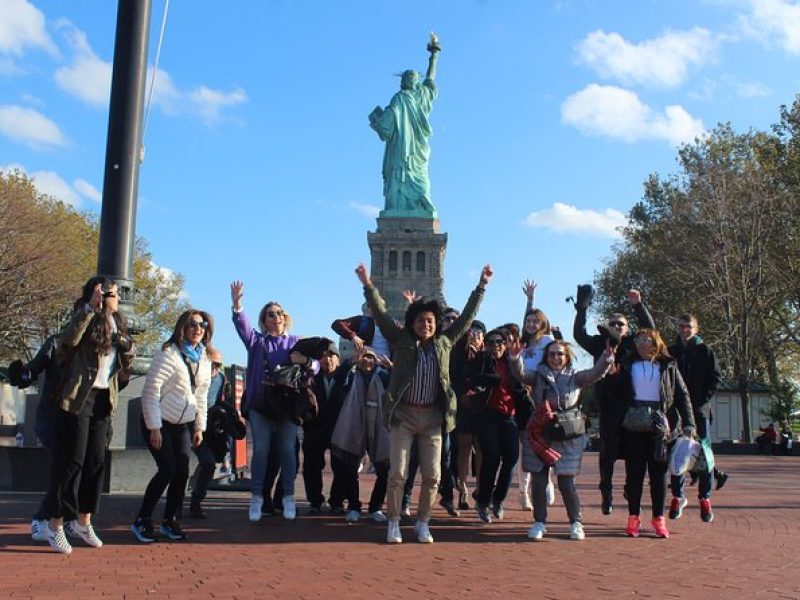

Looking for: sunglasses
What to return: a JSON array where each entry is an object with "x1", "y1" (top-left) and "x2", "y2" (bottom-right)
[
  {"x1": 102, "y1": 291, "x2": 117, "y2": 298},
  {"x1": 486, "y1": 338, "x2": 506, "y2": 345},
  {"x1": 609, "y1": 320, "x2": 627, "y2": 328},
  {"x1": 267, "y1": 310, "x2": 284, "y2": 319},
  {"x1": 187, "y1": 321, "x2": 209, "y2": 330},
  {"x1": 635, "y1": 337, "x2": 654, "y2": 345},
  {"x1": 444, "y1": 314, "x2": 459, "y2": 322},
  {"x1": 547, "y1": 351, "x2": 567, "y2": 357}
]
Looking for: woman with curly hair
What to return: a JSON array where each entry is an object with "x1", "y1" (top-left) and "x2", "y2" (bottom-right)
[{"x1": 354, "y1": 262, "x2": 492, "y2": 544}]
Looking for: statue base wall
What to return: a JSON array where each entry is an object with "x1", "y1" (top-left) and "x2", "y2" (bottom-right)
[{"x1": 367, "y1": 216, "x2": 448, "y2": 319}]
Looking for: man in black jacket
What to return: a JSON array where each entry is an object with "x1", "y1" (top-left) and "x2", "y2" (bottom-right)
[
  {"x1": 573, "y1": 286, "x2": 655, "y2": 515},
  {"x1": 668, "y1": 314, "x2": 722, "y2": 523},
  {"x1": 304, "y1": 341, "x2": 348, "y2": 514}
]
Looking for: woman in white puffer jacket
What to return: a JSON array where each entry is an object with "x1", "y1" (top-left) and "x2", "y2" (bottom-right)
[{"x1": 131, "y1": 309, "x2": 214, "y2": 543}]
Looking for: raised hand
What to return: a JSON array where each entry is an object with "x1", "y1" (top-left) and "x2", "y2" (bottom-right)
[
  {"x1": 355, "y1": 263, "x2": 371, "y2": 287},
  {"x1": 376, "y1": 354, "x2": 393, "y2": 370},
  {"x1": 522, "y1": 279, "x2": 537, "y2": 301},
  {"x1": 479, "y1": 264, "x2": 493, "y2": 287},
  {"x1": 351, "y1": 335, "x2": 365, "y2": 352},
  {"x1": 89, "y1": 283, "x2": 103, "y2": 311},
  {"x1": 626, "y1": 289, "x2": 642, "y2": 305},
  {"x1": 230, "y1": 280, "x2": 244, "y2": 311},
  {"x1": 402, "y1": 289, "x2": 420, "y2": 304}
]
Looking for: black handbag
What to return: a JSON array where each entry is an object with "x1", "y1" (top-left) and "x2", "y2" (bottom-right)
[{"x1": 545, "y1": 405, "x2": 586, "y2": 441}]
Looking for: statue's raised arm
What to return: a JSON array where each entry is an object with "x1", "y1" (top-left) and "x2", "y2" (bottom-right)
[
  {"x1": 368, "y1": 34, "x2": 441, "y2": 219},
  {"x1": 426, "y1": 31, "x2": 441, "y2": 81}
]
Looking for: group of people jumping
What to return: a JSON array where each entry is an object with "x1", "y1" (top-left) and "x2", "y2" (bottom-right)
[{"x1": 12, "y1": 263, "x2": 727, "y2": 553}]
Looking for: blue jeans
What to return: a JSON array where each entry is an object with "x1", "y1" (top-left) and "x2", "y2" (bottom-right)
[
  {"x1": 249, "y1": 411, "x2": 299, "y2": 497},
  {"x1": 671, "y1": 414, "x2": 713, "y2": 500}
]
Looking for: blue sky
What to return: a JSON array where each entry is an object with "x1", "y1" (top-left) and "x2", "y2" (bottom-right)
[{"x1": 2, "y1": 0, "x2": 800, "y2": 366}]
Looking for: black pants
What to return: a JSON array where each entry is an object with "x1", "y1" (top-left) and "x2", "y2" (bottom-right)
[
  {"x1": 302, "y1": 426, "x2": 331, "y2": 508},
  {"x1": 622, "y1": 431, "x2": 667, "y2": 518},
  {"x1": 137, "y1": 420, "x2": 191, "y2": 522},
  {"x1": 190, "y1": 440, "x2": 216, "y2": 504},
  {"x1": 597, "y1": 405, "x2": 622, "y2": 501},
  {"x1": 476, "y1": 410, "x2": 519, "y2": 507},
  {"x1": 328, "y1": 454, "x2": 347, "y2": 509},
  {"x1": 339, "y1": 456, "x2": 389, "y2": 513},
  {"x1": 46, "y1": 389, "x2": 111, "y2": 519}
]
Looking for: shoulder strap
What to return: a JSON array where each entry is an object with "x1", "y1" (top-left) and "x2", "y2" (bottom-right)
[{"x1": 178, "y1": 348, "x2": 198, "y2": 393}]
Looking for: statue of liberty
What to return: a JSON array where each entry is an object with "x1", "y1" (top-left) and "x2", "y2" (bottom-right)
[{"x1": 369, "y1": 34, "x2": 441, "y2": 219}]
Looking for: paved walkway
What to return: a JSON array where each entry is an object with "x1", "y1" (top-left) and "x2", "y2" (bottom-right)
[{"x1": 1, "y1": 454, "x2": 799, "y2": 598}]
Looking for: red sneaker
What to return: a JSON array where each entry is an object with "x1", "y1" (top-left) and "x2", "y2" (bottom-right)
[
  {"x1": 651, "y1": 516, "x2": 669, "y2": 538},
  {"x1": 625, "y1": 515, "x2": 640, "y2": 537},
  {"x1": 699, "y1": 498, "x2": 714, "y2": 523}
]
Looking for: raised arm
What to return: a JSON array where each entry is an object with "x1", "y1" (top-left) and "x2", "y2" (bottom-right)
[
  {"x1": 447, "y1": 265, "x2": 492, "y2": 342},
  {"x1": 628, "y1": 289, "x2": 655, "y2": 330},
  {"x1": 426, "y1": 33, "x2": 441, "y2": 81},
  {"x1": 230, "y1": 280, "x2": 257, "y2": 347},
  {"x1": 355, "y1": 263, "x2": 401, "y2": 344},
  {"x1": 522, "y1": 279, "x2": 536, "y2": 323}
]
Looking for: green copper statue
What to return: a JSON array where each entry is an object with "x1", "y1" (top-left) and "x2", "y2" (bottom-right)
[{"x1": 369, "y1": 33, "x2": 441, "y2": 219}]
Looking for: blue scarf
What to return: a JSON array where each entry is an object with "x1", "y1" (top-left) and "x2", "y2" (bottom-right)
[{"x1": 181, "y1": 341, "x2": 204, "y2": 362}]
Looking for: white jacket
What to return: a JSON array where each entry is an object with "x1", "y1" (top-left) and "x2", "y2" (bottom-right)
[{"x1": 141, "y1": 344, "x2": 211, "y2": 432}]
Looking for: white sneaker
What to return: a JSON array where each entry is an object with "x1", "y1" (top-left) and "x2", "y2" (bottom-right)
[
  {"x1": 345, "y1": 509, "x2": 361, "y2": 523},
  {"x1": 546, "y1": 478, "x2": 555, "y2": 506},
  {"x1": 569, "y1": 521, "x2": 585, "y2": 541},
  {"x1": 369, "y1": 510, "x2": 388, "y2": 523},
  {"x1": 527, "y1": 521, "x2": 546, "y2": 541},
  {"x1": 282, "y1": 495, "x2": 296, "y2": 520},
  {"x1": 46, "y1": 523, "x2": 73, "y2": 554},
  {"x1": 31, "y1": 519, "x2": 47, "y2": 542},
  {"x1": 413, "y1": 520, "x2": 434, "y2": 543},
  {"x1": 519, "y1": 491, "x2": 532, "y2": 511},
  {"x1": 249, "y1": 494, "x2": 263, "y2": 522},
  {"x1": 386, "y1": 518, "x2": 402, "y2": 543},
  {"x1": 65, "y1": 520, "x2": 103, "y2": 548}
]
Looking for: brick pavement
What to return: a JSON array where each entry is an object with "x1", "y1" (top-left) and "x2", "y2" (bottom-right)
[{"x1": 1, "y1": 454, "x2": 799, "y2": 599}]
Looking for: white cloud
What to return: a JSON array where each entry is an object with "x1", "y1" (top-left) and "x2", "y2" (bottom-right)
[
  {"x1": 523, "y1": 202, "x2": 627, "y2": 238},
  {"x1": 54, "y1": 21, "x2": 247, "y2": 124},
  {"x1": 348, "y1": 201, "x2": 380, "y2": 218},
  {"x1": 2, "y1": 164, "x2": 100, "y2": 207},
  {"x1": 0, "y1": 0, "x2": 58, "y2": 57},
  {"x1": 561, "y1": 84, "x2": 705, "y2": 146},
  {"x1": 0, "y1": 104, "x2": 66, "y2": 149},
  {"x1": 30, "y1": 170, "x2": 81, "y2": 206},
  {"x1": 53, "y1": 21, "x2": 112, "y2": 106},
  {"x1": 576, "y1": 28, "x2": 717, "y2": 88},
  {"x1": 736, "y1": 80, "x2": 771, "y2": 97},
  {"x1": 737, "y1": 0, "x2": 800, "y2": 54},
  {"x1": 73, "y1": 178, "x2": 102, "y2": 202},
  {"x1": 185, "y1": 86, "x2": 248, "y2": 124}
]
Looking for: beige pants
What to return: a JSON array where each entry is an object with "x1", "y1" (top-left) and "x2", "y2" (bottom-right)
[{"x1": 386, "y1": 403, "x2": 443, "y2": 521}]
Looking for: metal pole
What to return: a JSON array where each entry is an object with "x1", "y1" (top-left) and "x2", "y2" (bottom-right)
[{"x1": 97, "y1": 0, "x2": 152, "y2": 330}]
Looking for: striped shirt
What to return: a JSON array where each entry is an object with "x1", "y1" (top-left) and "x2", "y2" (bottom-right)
[{"x1": 404, "y1": 343, "x2": 439, "y2": 407}]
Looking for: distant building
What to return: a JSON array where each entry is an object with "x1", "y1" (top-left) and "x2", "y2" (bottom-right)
[{"x1": 709, "y1": 380, "x2": 774, "y2": 442}]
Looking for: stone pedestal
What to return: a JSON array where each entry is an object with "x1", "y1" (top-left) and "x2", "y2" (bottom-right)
[{"x1": 367, "y1": 217, "x2": 448, "y2": 319}]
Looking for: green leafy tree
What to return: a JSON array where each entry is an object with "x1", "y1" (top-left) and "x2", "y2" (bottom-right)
[
  {"x1": 595, "y1": 122, "x2": 799, "y2": 442},
  {"x1": 0, "y1": 170, "x2": 187, "y2": 361}
]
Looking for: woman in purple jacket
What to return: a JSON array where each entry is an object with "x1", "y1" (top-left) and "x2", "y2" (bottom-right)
[{"x1": 230, "y1": 281, "x2": 316, "y2": 522}]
